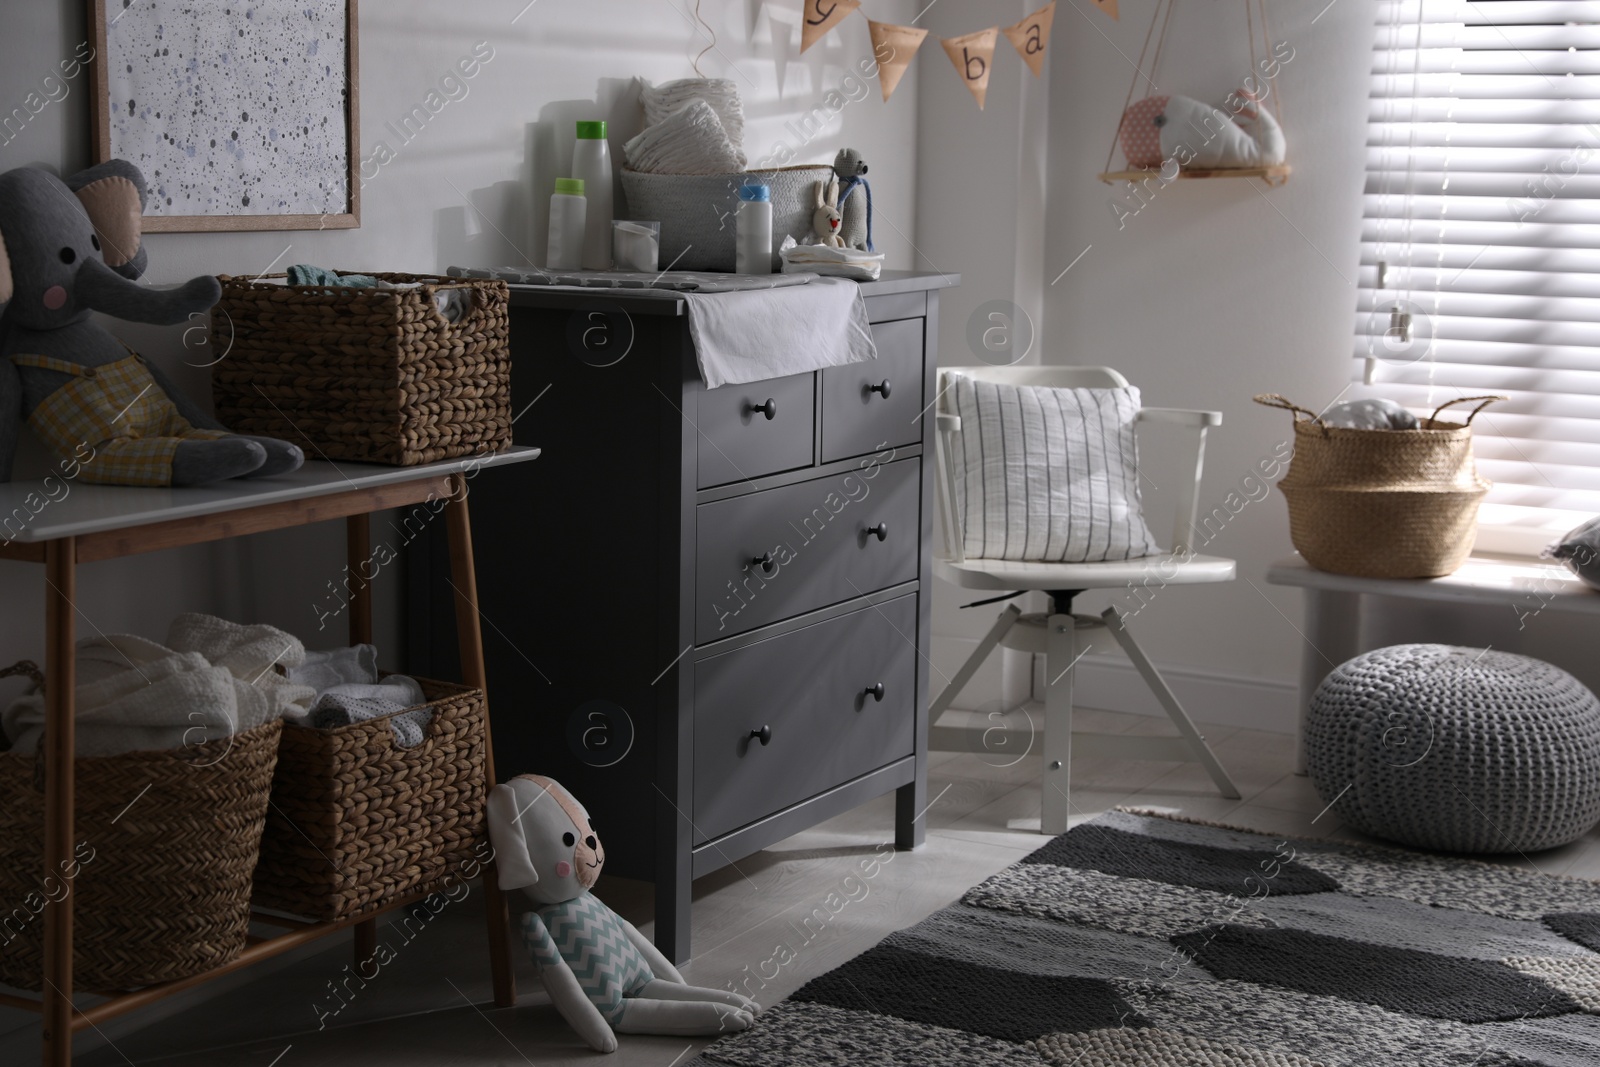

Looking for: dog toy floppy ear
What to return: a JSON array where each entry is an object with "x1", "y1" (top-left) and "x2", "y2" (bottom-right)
[{"x1": 488, "y1": 774, "x2": 760, "y2": 1052}]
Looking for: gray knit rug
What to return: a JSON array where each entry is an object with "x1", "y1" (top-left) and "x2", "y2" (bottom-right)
[{"x1": 687, "y1": 809, "x2": 1600, "y2": 1067}]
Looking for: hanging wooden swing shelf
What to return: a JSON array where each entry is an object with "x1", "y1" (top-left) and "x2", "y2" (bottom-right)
[{"x1": 1098, "y1": 164, "x2": 1292, "y2": 186}]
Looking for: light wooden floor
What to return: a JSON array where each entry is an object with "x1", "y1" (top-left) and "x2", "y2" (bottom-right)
[{"x1": 7, "y1": 705, "x2": 1600, "y2": 1066}]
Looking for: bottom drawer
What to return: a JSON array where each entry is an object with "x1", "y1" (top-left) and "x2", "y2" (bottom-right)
[{"x1": 693, "y1": 595, "x2": 917, "y2": 844}]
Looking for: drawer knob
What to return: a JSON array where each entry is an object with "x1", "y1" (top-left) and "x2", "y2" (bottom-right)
[
  {"x1": 866, "y1": 522, "x2": 888, "y2": 542},
  {"x1": 749, "y1": 725, "x2": 773, "y2": 746},
  {"x1": 865, "y1": 682, "x2": 885, "y2": 702},
  {"x1": 869, "y1": 379, "x2": 892, "y2": 399},
  {"x1": 751, "y1": 552, "x2": 776, "y2": 574},
  {"x1": 747, "y1": 398, "x2": 778, "y2": 421}
]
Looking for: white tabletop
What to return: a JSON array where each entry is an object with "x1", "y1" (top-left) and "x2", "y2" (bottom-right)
[
  {"x1": 1265, "y1": 552, "x2": 1600, "y2": 614},
  {"x1": 0, "y1": 447, "x2": 541, "y2": 542}
]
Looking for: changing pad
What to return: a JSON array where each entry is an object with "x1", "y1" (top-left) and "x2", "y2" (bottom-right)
[{"x1": 449, "y1": 265, "x2": 815, "y2": 294}]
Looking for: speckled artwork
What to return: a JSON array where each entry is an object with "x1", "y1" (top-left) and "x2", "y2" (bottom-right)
[{"x1": 102, "y1": 0, "x2": 352, "y2": 219}]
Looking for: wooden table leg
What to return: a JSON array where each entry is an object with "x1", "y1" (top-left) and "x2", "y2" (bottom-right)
[
  {"x1": 444, "y1": 477, "x2": 516, "y2": 1008},
  {"x1": 42, "y1": 538, "x2": 76, "y2": 1067},
  {"x1": 1297, "y1": 589, "x2": 1362, "y2": 775},
  {"x1": 345, "y1": 515, "x2": 379, "y2": 971}
]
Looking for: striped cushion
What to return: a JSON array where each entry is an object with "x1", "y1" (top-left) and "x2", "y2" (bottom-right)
[{"x1": 950, "y1": 377, "x2": 1162, "y2": 562}]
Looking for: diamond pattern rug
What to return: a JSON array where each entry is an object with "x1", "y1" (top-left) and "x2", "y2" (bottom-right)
[{"x1": 687, "y1": 809, "x2": 1600, "y2": 1067}]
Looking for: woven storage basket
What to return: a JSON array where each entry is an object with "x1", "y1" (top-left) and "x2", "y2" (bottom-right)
[
  {"x1": 1254, "y1": 394, "x2": 1504, "y2": 579},
  {"x1": 252, "y1": 677, "x2": 487, "y2": 921},
  {"x1": 211, "y1": 273, "x2": 511, "y2": 466},
  {"x1": 619, "y1": 165, "x2": 832, "y2": 272},
  {"x1": 0, "y1": 661, "x2": 280, "y2": 992}
]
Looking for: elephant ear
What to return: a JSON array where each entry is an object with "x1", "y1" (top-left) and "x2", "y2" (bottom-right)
[
  {"x1": 67, "y1": 160, "x2": 149, "y2": 280},
  {"x1": 0, "y1": 225, "x2": 12, "y2": 306}
]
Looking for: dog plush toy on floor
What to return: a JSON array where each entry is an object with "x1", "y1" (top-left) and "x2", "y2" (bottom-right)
[{"x1": 488, "y1": 774, "x2": 758, "y2": 1053}]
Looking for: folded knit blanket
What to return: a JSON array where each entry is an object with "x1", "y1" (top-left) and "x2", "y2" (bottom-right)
[
  {"x1": 624, "y1": 99, "x2": 744, "y2": 176},
  {"x1": 309, "y1": 691, "x2": 433, "y2": 749},
  {"x1": 639, "y1": 77, "x2": 746, "y2": 164}
]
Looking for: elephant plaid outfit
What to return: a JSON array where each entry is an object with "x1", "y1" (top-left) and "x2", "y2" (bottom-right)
[
  {"x1": 10, "y1": 351, "x2": 229, "y2": 486},
  {"x1": 520, "y1": 893, "x2": 653, "y2": 1026}
]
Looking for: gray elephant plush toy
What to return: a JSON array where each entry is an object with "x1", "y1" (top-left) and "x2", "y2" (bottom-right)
[
  {"x1": 0, "y1": 160, "x2": 303, "y2": 487},
  {"x1": 832, "y1": 148, "x2": 873, "y2": 252}
]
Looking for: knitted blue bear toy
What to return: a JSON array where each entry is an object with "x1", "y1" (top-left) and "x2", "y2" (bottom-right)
[{"x1": 487, "y1": 774, "x2": 758, "y2": 1053}]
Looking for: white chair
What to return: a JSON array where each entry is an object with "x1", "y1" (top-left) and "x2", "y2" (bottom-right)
[{"x1": 931, "y1": 365, "x2": 1241, "y2": 834}]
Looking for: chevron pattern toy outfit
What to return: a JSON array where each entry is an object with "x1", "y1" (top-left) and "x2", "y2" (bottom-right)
[{"x1": 488, "y1": 774, "x2": 760, "y2": 1052}]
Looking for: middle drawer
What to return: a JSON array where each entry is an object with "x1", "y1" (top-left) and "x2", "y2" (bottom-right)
[{"x1": 696, "y1": 456, "x2": 920, "y2": 643}]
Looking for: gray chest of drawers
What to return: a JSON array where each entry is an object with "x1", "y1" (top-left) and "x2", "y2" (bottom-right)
[{"x1": 407, "y1": 271, "x2": 958, "y2": 961}]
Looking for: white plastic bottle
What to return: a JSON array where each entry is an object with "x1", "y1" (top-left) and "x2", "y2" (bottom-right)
[
  {"x1": 547, "y1": 177, "x2": 587, "y2": 271},
  {"x1": 735, "y1": 183, "x2": 772, "y2": 274},
  {"x1": 573, "y1": 121, "x2": 614, "y2": 270}
]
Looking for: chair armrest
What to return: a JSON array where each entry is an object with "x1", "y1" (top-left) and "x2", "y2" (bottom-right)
[
  {"x1": 1139, "y1": 407, "x2": 1222, "y2": 428},
  {"x1": 937, "y1": 413, "x2": 961, "y2": 433}
]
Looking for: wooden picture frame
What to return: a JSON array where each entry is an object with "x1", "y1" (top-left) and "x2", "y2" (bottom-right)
[{"x1": 89, "y1": 0, "x2": 360, "y2": 232}]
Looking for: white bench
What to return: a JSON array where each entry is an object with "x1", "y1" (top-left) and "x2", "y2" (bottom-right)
[{"x1": 1265, "y1": 552, "x2": 1600, "y2": 773}]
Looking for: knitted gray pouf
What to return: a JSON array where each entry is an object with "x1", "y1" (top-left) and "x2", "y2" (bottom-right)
[{"x1": 1307, "y1": 644, "x2": 1600, "y2": 853}]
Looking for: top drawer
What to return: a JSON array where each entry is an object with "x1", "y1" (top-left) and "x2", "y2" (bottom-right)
[
  {"x1": 821, "y1": 318, "x2": 924, "y2": 463},
  {"x1": 695, "y1": 372, "x2": 815, "y2": 489}
]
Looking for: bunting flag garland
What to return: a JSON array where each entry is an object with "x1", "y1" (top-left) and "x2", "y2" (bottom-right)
[
  {"x1": 791, "y1": 1, "x2": 1056, "y2": 105},
  {"x1": 941, "y1": 27, "x2": 999, "y2": 109},
  {"x1": 867, "y1": 20, "x2": 928, "y2": 102},
  {"x1": 800, "y1": 0, "x2": 862, "y2": 53},
  {"x1": 1004, "y1": 2, "x2": 1058, "y2": 77},
  {"x1": 1092, "y1": 0, "x2": 1120, "y2": 20}
]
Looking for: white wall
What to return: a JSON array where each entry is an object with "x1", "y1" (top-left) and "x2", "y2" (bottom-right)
[
  {"x1": 921, "y1": 0, "x2": 1379, "y2": 729},
  {"x1": 0, "y1": 0, "x2": 920, "y2": 711}
]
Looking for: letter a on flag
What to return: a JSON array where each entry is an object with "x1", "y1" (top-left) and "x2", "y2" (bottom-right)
[
  {"x1": 1004, "y1": 2, "x2": 1057, "y2": 77},
  {"x1": 801, "y1": 0, "x2": 862, "y2": 53},
  {"x1": 942, "y1": 28, "x2": 1000, "y2": 109}
]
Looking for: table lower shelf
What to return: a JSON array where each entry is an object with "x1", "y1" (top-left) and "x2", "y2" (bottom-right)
[{"x1": 0, "y1": 888, "x2": 444, "y2": 1031}]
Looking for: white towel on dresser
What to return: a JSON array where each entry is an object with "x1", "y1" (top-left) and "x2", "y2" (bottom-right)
[{"x1": 683, "y1": 276, "x2": 879, "y2": 389}]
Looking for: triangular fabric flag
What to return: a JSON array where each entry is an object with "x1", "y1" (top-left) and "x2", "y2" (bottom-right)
[
  {"x1": 868, "y1": 20, "x2": 928, "y2": 102},
  {"x1": 942, "y1": 27, "x2": 1000, "y2": 110},
  {"x1": 1004, "y1": 2, "x2": 1057, "y2": 77},
  {"x1": 800, "y1": 0, "x2": 861, "y2": 53},
  {"x1": 1092, "y1": 0, "x2": 1119, "y2": 20}
]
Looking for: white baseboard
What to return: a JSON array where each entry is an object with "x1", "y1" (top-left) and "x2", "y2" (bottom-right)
[
  {"x1": 1066, "y1": 656, "x2": 1297, "y2": 734},
  {"x1": 933, "y1": 634, "x2": 1297, "y2": 734}
]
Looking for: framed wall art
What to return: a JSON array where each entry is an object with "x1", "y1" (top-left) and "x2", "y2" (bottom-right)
[{"x1": 89, "y1": 0, "x2": 360, "y2": 232}]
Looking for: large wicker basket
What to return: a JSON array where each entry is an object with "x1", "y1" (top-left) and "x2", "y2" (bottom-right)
[
  {"x1": 251, "y1": 677, "x2": 488, "y2": 921},
  {"x1": 620, "y1": 165, "x2": 832, "y2": 272},
  {"x1": 211, "y1": 273, "x2": 512, "y2": 466},
  {"x1": 1255, "y1": 394, "x2": 1504, "y2": 579},
  {"x1": 0, "y1": 662, "x2": 281, "y2": 992}
]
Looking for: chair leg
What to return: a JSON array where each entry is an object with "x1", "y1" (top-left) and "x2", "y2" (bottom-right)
[
  {"x1": 1041, "y1": 610, "x2": 1076, "y2": 835},
  {"x1": 1101, "y1": 606, "x2": 1241, "y2": 800},
  {"x1": 930, "y1": 604, "x2": 1023, "y2": 721}
]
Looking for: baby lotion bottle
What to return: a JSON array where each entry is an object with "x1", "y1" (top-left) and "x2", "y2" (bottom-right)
[
  {"x1": 547, "y1": 177, "x2": 587, "y2": 271},
  {"x1": 735, "y1": 183, "x2": 772, "y2": 274},
  {"x1": 573, "y1": 121, "x2": 614, "y2": 270}
]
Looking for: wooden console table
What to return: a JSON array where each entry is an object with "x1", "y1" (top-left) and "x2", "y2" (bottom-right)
[
  {"x1": 0, "y1": 448, "x2": 538, "y2": 1066},
  {"x1": 408, "y1": 271, "x2": 958, "y2": 961},
  {"x1": 1266, "y1": 552, "x2": 1600, "y2": 773}
]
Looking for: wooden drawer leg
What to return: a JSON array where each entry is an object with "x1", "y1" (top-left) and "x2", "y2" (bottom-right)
[
  {"x1": 445, "y1": 481, "x2": 516, "y2": 1007},
  {"x1": 42, "y1": 538, "x2": 76, "y2": 1067}
]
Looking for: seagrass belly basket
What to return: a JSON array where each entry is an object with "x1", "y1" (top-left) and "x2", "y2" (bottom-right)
[{"x1": 1254, "y1": 394, "x2": 1504, "y2": 579}]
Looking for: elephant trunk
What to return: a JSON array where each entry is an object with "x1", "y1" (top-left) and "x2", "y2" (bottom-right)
[{"x1": 75, "y1": 256, "x2": 221, "y2": 326}]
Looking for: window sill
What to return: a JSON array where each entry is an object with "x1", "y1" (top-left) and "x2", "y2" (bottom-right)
[{"x1": 1473, "y1": 504, "x2": 1591, "y2": 560}]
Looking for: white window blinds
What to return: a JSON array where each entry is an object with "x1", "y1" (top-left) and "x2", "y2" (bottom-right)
[{"x1": 1360, "y1": 0, "x2": 1600, "y2": 518}]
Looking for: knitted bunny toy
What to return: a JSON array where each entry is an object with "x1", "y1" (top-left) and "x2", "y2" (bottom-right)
[
  {"x1": 487, "y1": 775, "x2": 758, "y2": 1053},
  {"x1": 811, "y1": 178, "x2": 844, "y2": 248}
]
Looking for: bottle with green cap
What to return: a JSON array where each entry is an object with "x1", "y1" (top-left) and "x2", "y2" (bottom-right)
[
  {"x1": 547, "y1": 177, "x2": 587, "y2": 271},
  {"x1": 573, "y1": 120, "x2": 613, "y2": 269}
]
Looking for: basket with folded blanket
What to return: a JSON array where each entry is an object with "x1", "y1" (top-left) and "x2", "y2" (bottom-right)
[
  {"x1": 251, "y1": 642, "x2": 489, "y2": 922},
  {"x1": 210, "y1": 267, "x2": 511, "y2": 466},
  {"x1": 0, "y1": 615, "x2": 302, "y2": 991}
]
